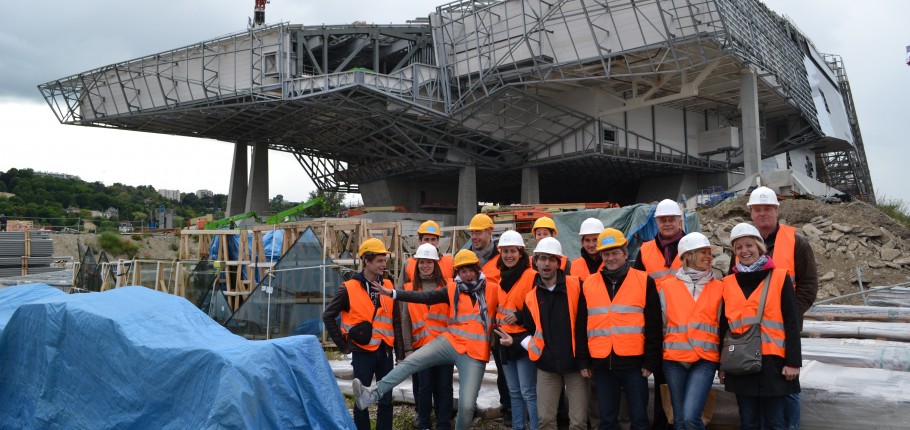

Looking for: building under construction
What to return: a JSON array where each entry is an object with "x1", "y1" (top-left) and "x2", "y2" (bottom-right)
[{"x1": 38, "y1": 0, "x2": 874, "y2": 224}]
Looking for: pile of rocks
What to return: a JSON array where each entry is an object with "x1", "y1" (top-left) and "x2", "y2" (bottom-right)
[{"x1": 698, "y1": 198, "x2": 910, "y2": 303}]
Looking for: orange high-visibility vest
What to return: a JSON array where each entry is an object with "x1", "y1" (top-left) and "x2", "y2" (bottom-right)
[
  {"x1": 495, "y1": 268, "x2": 537, "y2": 334},
  {"x1": 441, "y1": 280, "x2": 500, "y2": 362},
  {"x1": 570, "y1": 256, "x2": 602, "y2": 282},
  {"x1": 686, "y1": 280, "x2": 724, "y2": 362},
  {"x1": 482, "y1": 255, "x2": 501, "y2": 284},
  {"x1": 770, "y1": 224, "x2": 797, "y2": 286},
  {"x1": 721, "y1": 269, "x2": 789, "y2": 358},
  {"x1": 526, "y1": 275, "x2": 581, "y2": 361},
  {"x1": 340, "y1": 278, "x2": 395, "y2": 351},
  {"x1": 583, "y1": 269, "x2": 649, "y2": 358},
  {"x1": 404, "y1": 279, "x2": 453, "y2": 348},
  {"x1": 659, "y1": 277, "x2": 725, "y2": 362},
  {"x1": 407, "y1": 254, "x2": 455, "y2": 282},
  {"x1": 639, "y1": 240, "x2": 682, "y2": 285}
]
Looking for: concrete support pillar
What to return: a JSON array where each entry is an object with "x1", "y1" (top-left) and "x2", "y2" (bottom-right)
[
  {"x1": 226, "y1": 142, "x2": 248, "y2": 217},
  {"x1": 456, "y1": 165, "x2": 477, "y2": 226},
  {"x1": 740, "y1": 67, "x2": 761, "y2": 178},
  {"x1": 245, "y1": 142, "x2": 270, "y2": 215},
  {"x1": 520, "y1": 167, "x2": 540, "y2": 204}
]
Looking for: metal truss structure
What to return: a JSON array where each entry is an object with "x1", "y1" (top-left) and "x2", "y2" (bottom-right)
[{"x1": 39, "y1": 0, "x2": 874, "y2": 203}]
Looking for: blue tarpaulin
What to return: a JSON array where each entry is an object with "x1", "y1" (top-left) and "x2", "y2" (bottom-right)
[
  {"x1": 0, "y1": 283, "x2": 66, "y2": 332},
  {"x1": 0, "y1": 285, "x2": 353, "y2": 430}
]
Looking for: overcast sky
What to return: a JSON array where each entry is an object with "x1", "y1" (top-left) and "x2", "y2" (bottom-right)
[{"x1": 1, "y1": 0, "x2": 907, "y2": 206}]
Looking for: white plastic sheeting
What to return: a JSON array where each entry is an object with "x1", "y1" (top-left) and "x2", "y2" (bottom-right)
[
  {"x1": 802, "y1": 320, "x2": 910, "y2": 342},
  {"x1": 807, "y1": 304, "x2": 910, "y2": 322},
  {"x1": 801, "y1": 338, "x2": 910, "y2": 371}
]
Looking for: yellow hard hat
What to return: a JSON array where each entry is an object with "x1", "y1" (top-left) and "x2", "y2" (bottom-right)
[
  {"x1": 531, "y1": 217, "x2": 558, "y2": 236},
  {"x1": 453, "y1": 249, "x2": 480, "y2": 268},
  {"x1": 596, "y1": 228, "x2": 628, "y2": 251},
  {"x1": 358, "y1": 238, "x2": 391, "y2": 256},
  {"x1": 467, "y1": 213, "x2": 494, "y2": 231},
  {"x1": 417, "y1": 220, "x2": 442, "y2": 236}
]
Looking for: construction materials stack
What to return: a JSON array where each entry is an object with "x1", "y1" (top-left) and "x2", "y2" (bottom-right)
[{"x1": 0, "y1": 231, "x2": 59, "y2": 277}]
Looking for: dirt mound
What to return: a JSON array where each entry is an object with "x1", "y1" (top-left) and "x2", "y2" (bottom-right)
[
  {"x1": 51, "y1": 233, "x2": 180, "y2": 261},
  {"x1": 698, "y1": 197, "x2": 910, "y2": 304}
]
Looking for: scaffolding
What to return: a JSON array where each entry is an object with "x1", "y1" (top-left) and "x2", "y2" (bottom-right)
[{"x1": 37, "y1": 0, "x2": 874, "y2": 202}]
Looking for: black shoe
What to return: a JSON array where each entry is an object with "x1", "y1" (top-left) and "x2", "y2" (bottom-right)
[{"x1": 502, "y1": 410, "x2": 512, "y2": 427}]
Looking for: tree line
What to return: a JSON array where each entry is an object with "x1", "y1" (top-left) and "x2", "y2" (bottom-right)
[{"x1": 0, "y1": 168, "x2": 345, "y2": 231}]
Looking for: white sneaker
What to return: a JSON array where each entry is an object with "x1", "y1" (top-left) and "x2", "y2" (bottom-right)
[{"x1": 352, "y1": 378, "x2": 375, "y2": 410}]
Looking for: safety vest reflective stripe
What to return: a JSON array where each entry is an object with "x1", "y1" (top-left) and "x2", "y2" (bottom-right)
[
  {"x1": 374, "y1": 315, "x2": 392, "y2": 324},
  {"x1": 586, "y1": 325, "x2": 645, "y2": 336},
  {"x1": 412, "y1": 330, "x2": 429, "y2": 343},
  {"x1": 587, "y1": 304, "x2": 644, "y2": 315},
  {"x1": 427, "y1": 313, "x2": 448, "y2": 321},
  {"x1": 450, "y1": 314, "x2": 484, "y2": 324},
  {"x1": 688, "y1": 321, "x2": 718, "y2": 335},
  {"x1": 412, "y1": 321, "x2": 426, "y2": 330},
  {"x1": 665, "y1": 325, "x2": 688, "y2": 333},
  {"x1": 663, "y1": 341, "x2": 694, "y2": 351},
  {"x1": 687, "y1": 338, "x2": 718, "y2": 351},
  {"x1": 528, "y1": 331, "x2": 544, "y2": 357},
  {"x1": 446, "y1": 327, "x2": 489, "y2": 342}
]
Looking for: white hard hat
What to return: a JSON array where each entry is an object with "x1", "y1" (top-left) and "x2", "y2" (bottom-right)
[
  {"x1": 498, "y1": 230, "x2": 525, "y2": 248},
  {"x1": 728, "y1": 223, "x2": 763, "y2": 246},
  {"x1": 654, "y1": 199, "x2": 683, "y2": 217},
  {"x1": 533, "y1": 237, "x2": 563, "y2": 257},
  {"x1": 578, "y1": 218, "x2": 605, "y2": 236},
  {"x1": 677, "y1": 232, "x2": 712, "y2": 257},
  {"x1": 414, "y1": 243, "x2": 439, "y2": 261},
  {"x1": 747, "y1": 186, "x2": 779, "y2": 207},
  {"x1": 414, "y1": 243, "x2": 440, "y2": 261}
]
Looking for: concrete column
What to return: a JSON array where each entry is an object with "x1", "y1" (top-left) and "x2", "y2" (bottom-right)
[
  {"x1": 520, "y1": 167, "x2": 540, "y2": 204},
  {"x1": 456, "y1": 165, "x2": 477, "y2": 226},
  {"x1": 740, "y1": 67, "x2": 761, "y2": 177},
  {"x1": 245, "y1": 142, "x2": 270, "y2": 215},
  {"x1": 226, "y1": 142, "x2": 248, "y2": 217}
]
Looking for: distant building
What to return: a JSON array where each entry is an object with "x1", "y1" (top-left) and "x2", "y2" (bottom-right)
[
  {"x1": 158, "y1": 189, "x2": 181, "y2": 201},
  {"x1": 196, "y1": 189, "x2": 214, "y2": 199},
  {"x1": 35, "y1": 171, "x2": 81, "y2": 181},
  {"x1": 104, "y1": 207, "x2": 120, "y2": 219},
  {"x1": 89, "y1": 210, "x2": 104, "y2": 218}
]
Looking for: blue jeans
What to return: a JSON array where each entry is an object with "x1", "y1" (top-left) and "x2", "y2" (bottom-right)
[
  {"x1": 784, "y1": 393, "x2": 799, "y2": 430},
  {"x1": 415, "y1": 361, "x2": 455, "y2": 430},
  {"x1": 595, "y1": 367, "x2": 649, "y2": 430},
  {"x1": 502, "y1": 355, "x2": 538, "y2": 430},
  {"x1": 736, "y1": 394, "x2": 786, "y2": 430},
  {"x1": 662, "y1": 360, "x2": 717, "y2": 430},
  {"x1": 376, "y1": 336, "x2": 486, "y2": 430},
  {"x1": 352, "y1": 347, "x2": 393, "y2": 430}
]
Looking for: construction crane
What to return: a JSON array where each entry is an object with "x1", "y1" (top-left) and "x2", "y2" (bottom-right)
[{"x1": 253, "y1": 0, "x2": 269, "y2": 26}]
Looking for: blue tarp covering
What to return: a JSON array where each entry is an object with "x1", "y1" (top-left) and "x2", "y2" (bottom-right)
[
  {"x1": 0, "y1": 285, "x2": 354, "y2": 430},
  {"x1": 0, "y1": 283, "x2": 66, "y2": 332}
]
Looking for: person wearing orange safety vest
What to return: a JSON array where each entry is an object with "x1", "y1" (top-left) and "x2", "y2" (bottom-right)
[
  {"x1": 570, "y1": 217, "x2": 605, "y2": 281},
  {"x1": 657, "y1": 232, "x2": 724, "y2": 430},
  {"x1": 497, "y1": 237, "x2": 591, "y2": 430},
  {"x1": 400, "y1": 243, "x2": 454, "y2": 430},
  {"x1": 464, "y1": 212, "x2": 511, "y2": 421},
  {"x1": 322, "y1": 238, "x2": 400, "y2": 430},
  {"x1": 400, "y1": 220, "x2": 456, "y2": 286},
  {"x1": 717, "y1": 223, "x2": 801, "y2": 430},
  {"x1": 584, "y1": 228, "x2": 662, "y2": 430},
  {"x1": 532, "y1": 217, "x2": 571, "y2": 272},
  {"x1": 744, "y1": 186, "x2": 816, "y2": 430},
  {"x1": 632, "y1": 198, "x2": 684, "y2": 430},
  {"x1": 353, "y1": 249, "x2": 501, "y2": 430},
  {"x1": 492, "y1": 230, "x2": 539, "y2": 430}
]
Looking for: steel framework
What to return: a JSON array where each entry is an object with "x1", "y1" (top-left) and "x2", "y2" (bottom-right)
[{"x1": 38, "y1": 0, "x2": 873, "y2": 203}]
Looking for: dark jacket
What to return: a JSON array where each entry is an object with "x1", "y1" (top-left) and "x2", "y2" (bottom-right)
[
  {"x1": 321, "y1": 272, "x2": 402, "y2": 359},
  {"x1": 765, "y1": 223, "x2": 818, "y2": 327},
  {"x1": 589, "y1": 265, "x2": 663, "y2": 373},
  {"x1": 515, "y1": 271, "x2": 590, "y2": 374},
  {"x1": 719, "y1": 268, "x2": 801, "y2": 397}
]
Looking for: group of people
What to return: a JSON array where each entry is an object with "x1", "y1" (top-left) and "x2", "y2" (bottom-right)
[{"x1": 323, "y1": 186, "x2": 817, "y2": 430}]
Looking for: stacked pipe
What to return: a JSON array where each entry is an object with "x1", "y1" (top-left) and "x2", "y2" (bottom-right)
[{"x1": 0, "y1": 231, "x2": 59, "y2": 277}]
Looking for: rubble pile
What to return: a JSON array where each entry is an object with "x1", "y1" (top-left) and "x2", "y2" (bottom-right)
[{"x1": 698, "y1": 197, "x2": 910, "y2": 303}]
